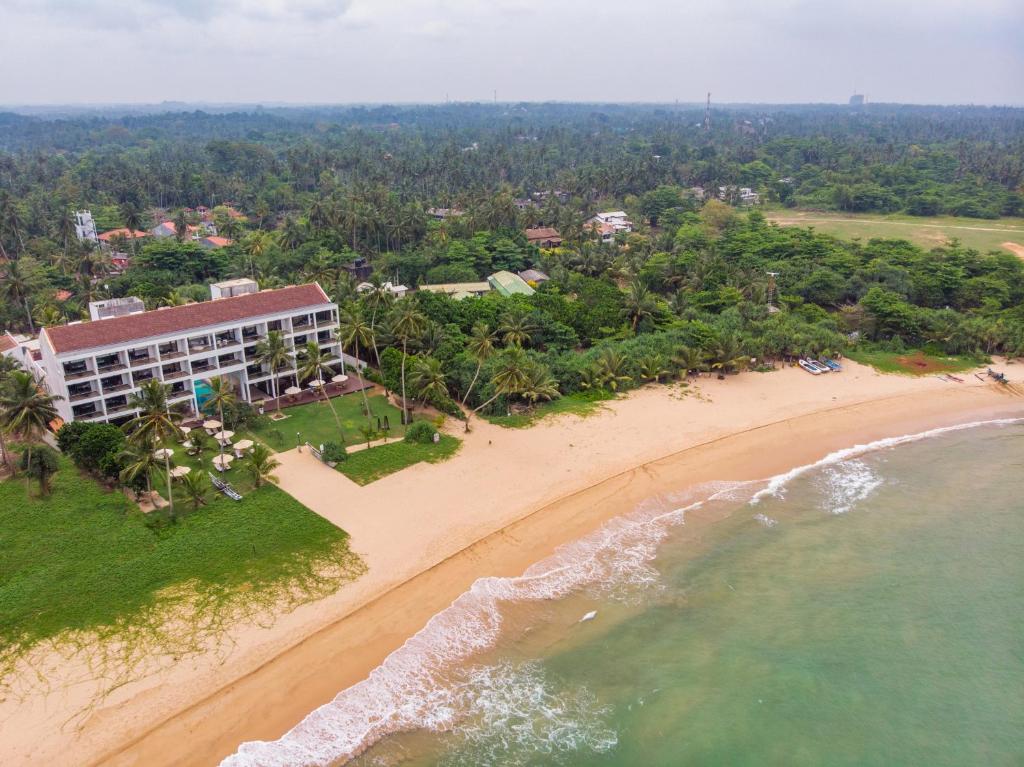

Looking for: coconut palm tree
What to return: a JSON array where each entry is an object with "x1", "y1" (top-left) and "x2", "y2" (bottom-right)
[
  {"x1": 672, "y1": 345, "x2": 706, "y2": 377},
  {"x1": 203, "y1": 375, "x2": 236, "y2": 466},
  {"x1": 468, "y1": 347, "x2": 531, "y2": 426},
  {"x1": 335, "y1": 307, "x2": 376, "y2": 429},
  {"x1": 244, "y1": 443, "x2": 281, "y2": 488},
  {"x1": 296, "y1": 340, "x2": 344, "y2": 435},
  {"x1": 173, "y1": 209, "x2": 190, "y2": 242},
  {"x1": 178, "y1": 471, "x2": 211, "y2": 511},
  {"x1": 123, "y1": 380, "x2": 182, "y2": 514},
  {"x1": 0, "y1": 355, "x2": 23, "y2": 469},
  {"x1": 409, "y1": 356, "x2": 448, "y2": 407},
  {"x1": 279, "y1": 216, "x2": 305, "y2": 251},
  {"x1": 622, "y1": 279, "x2": 660, "y2": 333},
  {"x1": 118, "y1": 438, "x2": 160, "y2": 498},
  {"x1": 520, "y1": 363, "x2": 560, "y2": 409},
  {"x1": 498, "y1": 307, "x2": 535, "y2": 348},
  {"x1": 0, "y1": 370, "x2": 61, "y2": 476},
  {"x1": 1, "y1": 257, "x2": 41, "y2": 332},
  {"x1": 390, "y1": 305, "x2": 427, "y2": 424},
  {"x1": 254, "y1": 330, "x2": 291, "y2": 414},
  {"x1": 359, "y1": 278, "x2": 395, "y2": 368},
  {"x1": 461, "y1": 322, "x2": 496, "y2": 407}
]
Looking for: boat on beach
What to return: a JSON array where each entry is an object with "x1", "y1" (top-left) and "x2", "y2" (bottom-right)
[
  {"x1": 798, "y1": 359, "x2": 822, "y2": 375},
  {"x1": 822, "y1": 358, "x2": 843, "y2": 372}
]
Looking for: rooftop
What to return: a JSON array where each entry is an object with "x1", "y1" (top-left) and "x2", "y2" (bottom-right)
[
  {"x1": 43, "y1": 283, "x2": 332, "y2": 355},
  {"x1": 488, "y1": 270, "x2": 535, "y2": 297},
  {"x1": 98, "y1": 228, "x2": 149, "y2": 242},
  {"x1": 418, "y1": 281, "x2": 491, "y2": 296}
]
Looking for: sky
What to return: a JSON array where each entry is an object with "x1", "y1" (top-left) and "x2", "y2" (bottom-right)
[{"x1": 1, "y1": 0, "x2": 1022, "y2": 106}]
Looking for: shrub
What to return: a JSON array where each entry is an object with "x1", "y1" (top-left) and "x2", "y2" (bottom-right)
[
  {"x1": 322, "y1": 441, "x2": 347, "y2": 463},
  {"x1": 72, "y1": 423, "x2": 126, "y2": 474},
  {"x1": 20, "y1": 445, "x2": 60, "y2": 495},
  {"x1": 404, "y1": 420, "x2": 437, "y2": 444}
]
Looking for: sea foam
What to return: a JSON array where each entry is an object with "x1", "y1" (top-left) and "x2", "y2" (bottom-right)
[{"x1": 223, "y1": 417, "x2": 1022, "y2": 767}]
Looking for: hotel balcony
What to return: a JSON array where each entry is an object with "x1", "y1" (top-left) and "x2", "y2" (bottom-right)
[
  {"x1": 101, "y1": 382, "x2": 132, "y2": 394},
  {"x1": 191, "y1": 360, "x2": 216, "y2": 374},
  {"x1": 63, "y1": 367, "x2": 95, "y2": 381},
  {"x1": 96, "y1": 362, "x2": 127, "y2": 374},
  {"x1": 162, "y1": 368, "x2": 189, "y2": 380},
  {"x1": 159, "y1": 349, "x2": 187, "y2": 361},
  {"x1": 68, "y1": 388, "x2": 100, "y2": 402},
  {"x1": 129, "y1": 355, "x2": 155, "y2": 368}
]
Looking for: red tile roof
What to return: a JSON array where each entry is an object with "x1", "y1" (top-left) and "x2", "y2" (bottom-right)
[
  {"x1": 0, "y1": 333, "x2": 17, "y2": 353},
  {"x1": 54, "y1": 289, "x2": 73, "y2": 301},
  {"x1": 98, "y1": 228, "x2": 149, "y2": 242},
  {"x1": 201, "y1": 236, "x2": 232, "y2": 248},
  {"x1": 525, "y1": 227, "x2": 562, "y2": 242},
  {"x1": 43, "y1": 284, "x2": 332, "y2": 355}
]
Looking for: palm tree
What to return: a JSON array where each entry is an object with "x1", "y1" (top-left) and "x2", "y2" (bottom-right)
[
  {"x1": 593, "y1": 348, "x2": 632, "y2": 391},
  {"x1": 123, "y1": 380, "x2": 182, "y2": 513},
  {"x1": 242, "y1": 230, "x2": 274, "y2": 280},
  {"x1": 359, "y1": 278, "x2": 395, "y2": 368},
  {"x1": 0, "y1": 370, "x2": 61, "y2": 477},
  {"x1": 121, "y1": 202, "x2": 144, "y2": 255},
  {"x1": 1, "y1": 257, "x2": 41, "y2": 332},
  {"x1": 187, "y1": 427, "x2": 214, "y2": 466},
  {"x1": 173, "y1": 209, "x2": 190, "y2": 242},
  {"x1": 254, "y1": 330, "x2": 291, "y2": 414},
  {"x1": 204, "y1": 375, "x2": 236, "y2": 467},
  {"x1": 244, "y1": 443, "x2": 280, "y2": 488},
  {"x1": 178, "y1": 471, "x2": 211, "y2": 511},
  {"x1": 390, "y1": 305, "x2": 427, "y2": 424},
  {"x1": 409, "y1": 356, "x2": 448, "y2": 406},
  {"x1": 118, "y1": 438, "x2": 160, "y2": 498},
  {"x1": 638, "y1": 353, "x2": 670, "y2": 382},
  {"x1": 672, "y1": 345, "x2": 706, "y2": 377},
  {"x1": 498, "y1": 307, "x2": 535, "y2": 348},
  {"x1": 622, "y1": 279, "x2": 660, "y2": 333},
  {"x1": 279, "y1": 216, "x2": 305, "y2": 251},
  {"x1": 468, "y1": 347, "x2": 531, "y2": 426},
  {"x1": 336, "y1": 307, "x2": 377, "y2": 428},
  {"x1": 520, "y1": 363, "x2": 560, "y2": 409},
  {"x1": 0, "y1": 355, "x2": 23, "y2": 469},
  {"x1": 296, "y1": 340, "x2": 344, "y2": 436},
  {"x1": 461, "y1": 322, "x2": 496, "y2": 407},
  {"x1": 302, "y1": 250, "x2": 338, "y2": 286}
]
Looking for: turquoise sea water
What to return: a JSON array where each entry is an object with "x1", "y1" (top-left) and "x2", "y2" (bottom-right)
[{"x1": 226, "y1": 419, "x2": 1024, "y2": 767}]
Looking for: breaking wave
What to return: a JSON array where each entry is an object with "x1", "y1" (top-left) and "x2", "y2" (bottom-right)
[
  {"x1": 223, "y1": 417, "x2": 1021, "y2": 767},
  {"x1": 816, "y1": 459, "x2": 884, "y2": 514}
]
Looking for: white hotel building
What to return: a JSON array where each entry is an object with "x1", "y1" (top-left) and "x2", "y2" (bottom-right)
[{"x1": 38, "y1": 280, "x2": 341, "y2": 425}]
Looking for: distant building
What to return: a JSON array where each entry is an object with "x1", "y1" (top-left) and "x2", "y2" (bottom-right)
[
  {"x1": 518, "y1": 269, "x2": 550, "y2": 285},
  {"x1": 357, "y1": 281, "x2": 408, "y2": 299},
  {"x1": 427, "y1": 207, "x2": 464, "y2": 220},
  {"x1": 718, "y1": 186, "x2": 760, "y2": 205},
  {"x1": 524, "y1": 227, "x2": 563, "y2": 248},
  {"x1": 97, "y1": 228, "x2": 149, "y2": 247},
  {"x1": 586, "y1": 211, "x2": 632, "y2": 243},
  {"x1": 417, "y1": 281, "x2": 491, "y2": 300},
  {"x1": 74, "y1": 211, "x2": 98, "y2": 243},
  {"x1": 199, "y1": 236, "x2": 232, "y2": 249},
  {"x1": 152, "y1": 220, "x2": 203, "y2": 239},
  {"x1": 849, "y1": 93, "x2": 865, "y2": 107},
  {"x1": 209, "y1": 278, "x2": 259, "y2": 299},
  {"x1": 488, "y1": 270, "x2": 535, "y2": 298},
  {"x1": 88, "y1": 296, "x2": 147, "y2": 321}
]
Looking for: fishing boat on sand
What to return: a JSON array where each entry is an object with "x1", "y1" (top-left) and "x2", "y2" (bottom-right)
[{"x1": 798, "y1": 359, "x2": 822, "y2": 375}]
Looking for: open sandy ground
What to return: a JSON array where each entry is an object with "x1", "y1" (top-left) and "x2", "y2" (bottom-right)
[
  {"x1": 1002, "y1": 241, "x2": 1024, "y2": 259},
  {"x1": 2, "y1": 361, "x2": 1022, "y2": 767}
]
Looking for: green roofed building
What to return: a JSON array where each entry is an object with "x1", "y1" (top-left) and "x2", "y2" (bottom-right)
[{"x1": 487, "y1": 270, "x2": 535, "y2": 297}]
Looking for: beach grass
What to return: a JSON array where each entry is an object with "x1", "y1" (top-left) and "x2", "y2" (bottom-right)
[
  {"x1": 246, "y1": 393, "x2": 405, "y2": 452},
  {"x1": 844, "y1": 348, "x2": 983, "y2": 376},
  {"x1": 337, "y1": 434, "x2": 461, "y2": 485},
  {"x1": 765, "y1": 209, "x2": 1024, "y2": 255},
  {"x1": 0, "y1": 448, "x2": 362, "y2": 672},
  {"x1": 485, "y1": 390, "x2": 616, "y2": 429}
]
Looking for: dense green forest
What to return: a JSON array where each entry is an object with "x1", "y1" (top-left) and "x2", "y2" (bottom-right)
[{"x1": 1, "y1": 103, "x2": 1023, "y2": 418}]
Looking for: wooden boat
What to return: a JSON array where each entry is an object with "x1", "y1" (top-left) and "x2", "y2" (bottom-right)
[
  {"x1": 822, "y1": 358, "x2": 843, "y2": 372},
  {"x1": 798, "y1": 359, "x2": 822, "y2": 375}
]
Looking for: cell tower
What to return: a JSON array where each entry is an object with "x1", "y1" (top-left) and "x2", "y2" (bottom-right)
[
  {"x1": 704, "y1": 92, "x2": 711, "y2": 131},
  {"x1": 766, "y1": 271, "x2": 780, "y2": 313}
]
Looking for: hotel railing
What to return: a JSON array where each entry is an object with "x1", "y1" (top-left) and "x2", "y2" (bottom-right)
[
  {"x1": 63, "y1": 368, "x2": 94, "y2": 380},
  {"x1": 68, "y1": 390, "x2": 98, "y2": 402},
  {"x1": 96, "y1": 363, "x2": 127, "y2": 374}
]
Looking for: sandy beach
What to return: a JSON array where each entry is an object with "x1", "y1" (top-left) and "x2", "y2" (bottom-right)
[{"x1": 2, "y1": 361, "x2": 1022, "y2": 767}]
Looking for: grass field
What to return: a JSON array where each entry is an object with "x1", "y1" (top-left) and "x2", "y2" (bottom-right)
[
  {"x1": 337, "y1": 434, "x2": 461, "y2": 485},
  {"x1": 0, "y1": 449, "x2": 362, "y2": 670},
  {"x1": 485, "y1": 390, "x2": 616, "y2": 429},
  {"x1": 844, "y1": 348, "x2": 984, "y2": 376},
  {"x1": 246, "y1": 393, "x2": 405, "y2": 452},
  {"x1": 765, "y1": 209, "x2": 1024, "y2": 255}
]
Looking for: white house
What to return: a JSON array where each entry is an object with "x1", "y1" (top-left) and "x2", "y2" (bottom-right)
[
  {"x1": 38, "y1": 280, "x2": 341, "y2": 425},
  {"x1": 74, "y1": 211, "x2": 98, "y2": 243},
  {"x1": 586, "y1": 211, "x2": 633, "y2": 243},
  {"x1": 357, "y1": 281, "x2": 408, "y2": 299}
]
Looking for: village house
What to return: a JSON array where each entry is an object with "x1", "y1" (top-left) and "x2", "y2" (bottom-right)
[{"x1": 524, "y1": 226, "x2": 563, "y2": 248}]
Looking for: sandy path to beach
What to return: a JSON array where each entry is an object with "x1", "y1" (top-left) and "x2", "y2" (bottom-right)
[{"x1": 2, "y1": 362, "x2": 1021, "y2": 767}]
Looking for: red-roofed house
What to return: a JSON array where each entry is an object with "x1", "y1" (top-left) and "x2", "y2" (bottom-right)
[
  {"x1": 98, "y1": 228, "x2": 150, "y2": 244},
  {"x1": 39, "y1": 281, "x2": 341, "y2": 424},
  {"x1": 151, "y1": 220, "x2": 202, "y2": 239},
  {"x1": 199, "y1": 236, "x2": 232, "y2": 249},
  {"x1": 525, "y1": 227, "x2": 563, "y2": 248}
]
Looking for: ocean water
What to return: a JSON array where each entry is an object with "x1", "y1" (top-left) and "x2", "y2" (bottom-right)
[{"x1": 225, "y1": 419, "x2": 1024, "y2": 767}]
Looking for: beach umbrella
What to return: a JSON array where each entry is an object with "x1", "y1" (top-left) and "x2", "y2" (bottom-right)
[
  {"x1": 153, "y1": 448, "x2": 174, "y2": 459},
  {"x1": 181, "y1": 440, "x2": 194, "y2": 450},
  {"x1": 233, "y1": 439, "x2": 254, "y2": 451},
  {"x1": 213, "y1": 454, "x2": 234, "y2": 470},
  {"x1": 331, "y1": 374, "x2": 349, "y2": 384},
  {"x1": 203, "y1": 419, "x2": 221, "y2": 430},
  {"x1": 283, "y1": 386, "x2": 301, "y2": 395},
  {"x1": 170, "y1": 465, "x2": 192, "y2": 478},
  {"x1": 179, "y1": 425, "x2": 192, "y2": 435},
  {"x1": 307, "y1": 378, "x2": 325, "y2": 388},
  {"x1": 212, "y1": 430, "x2": 235, "y2": 442}
]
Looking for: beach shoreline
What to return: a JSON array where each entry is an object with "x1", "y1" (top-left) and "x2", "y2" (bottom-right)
[{"x1": 2, "y1": 363, "x2": 1022, "y2": 767}]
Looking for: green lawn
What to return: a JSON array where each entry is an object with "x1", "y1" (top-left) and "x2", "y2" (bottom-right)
[
  {"x1": 337, "y1": 434, "x2": 461, "y2": 485},
  {"x1": 246, "y1": 393, "x2": 405, "y2": 452},
  {"x1": 845, "y1": 348, "x2": 984, "y2": 376},
  {"x1": 485, "y1": 390, "x2": 616, "y2": 429},
  {"x1": 765, "y1": 209, "x2": 1024, "y2": 255},
  {"x1": 0, "y1": 449, "x2": 363, "y2": 672}
]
